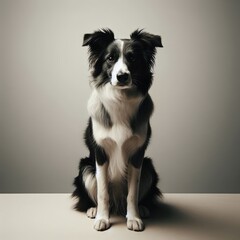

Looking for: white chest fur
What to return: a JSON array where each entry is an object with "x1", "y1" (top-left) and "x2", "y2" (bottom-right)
[{"x1": 88, "y1": 85, "x2": 148, "y2": 180}]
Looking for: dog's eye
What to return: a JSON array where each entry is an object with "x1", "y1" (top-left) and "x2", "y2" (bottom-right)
[
  {"x1": 107, "y1": 55, "x2": 115, "y2": 62},
  {"x1": 127, "y1": 53, "x2": 136, "y2": 62}
]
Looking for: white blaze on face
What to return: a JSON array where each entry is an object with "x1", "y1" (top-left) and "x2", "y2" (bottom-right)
[{"x1": 111, "y1": 40, "x2": 130, "y2": 86}]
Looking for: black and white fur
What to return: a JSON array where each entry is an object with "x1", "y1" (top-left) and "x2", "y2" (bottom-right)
[{"x1": 73, "y1": 29, "x2": 163, "y2": 231}]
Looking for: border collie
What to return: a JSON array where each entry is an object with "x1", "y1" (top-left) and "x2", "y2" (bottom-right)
[{"x1": 73, "y1": 29, "x2": 163, "y2": 231}]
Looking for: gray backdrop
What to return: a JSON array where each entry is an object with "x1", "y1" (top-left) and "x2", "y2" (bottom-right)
[{"x1": 1, "y1": 0, "x2": 240, "y2": 193}]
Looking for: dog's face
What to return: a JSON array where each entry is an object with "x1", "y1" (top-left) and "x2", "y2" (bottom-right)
[{"x1": 83, "y1": 29, "x2": 162, "y2": 95}]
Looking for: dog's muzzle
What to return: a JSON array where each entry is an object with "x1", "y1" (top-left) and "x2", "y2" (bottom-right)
[{"x1": 117, "y1": 72, "x2": 130, "y2": 85}]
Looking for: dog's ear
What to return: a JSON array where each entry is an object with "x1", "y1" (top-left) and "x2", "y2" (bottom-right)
[
  {"x1": 83, "y1": 29, "x2": 115, "y2": 66},
  {"x1": 130, "y1": 29, "x2": 163, "y2": 48},
  {"x1": 83, "y1": 28, "x2": 115, "y2": 48},
  {"x1": 82, "y1": 34, "x2": 94, "y2": 46},
  {"x1": 130, "y1": 29, "x2": 162, "y2": 68}
]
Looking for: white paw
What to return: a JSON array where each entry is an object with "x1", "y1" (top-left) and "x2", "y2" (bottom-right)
[
  {"x1": 139, "y1": 205, "x2": 150, "y2": 218},
  {"x1": 87, "y1": 207, "x2": 97, "y2": 219},
  {"x1": 127, "y1": 217, "x2": 144, "y2": 231},
  {"x1": 94, "y1": 218, "x2": 110, "y2": 231}
]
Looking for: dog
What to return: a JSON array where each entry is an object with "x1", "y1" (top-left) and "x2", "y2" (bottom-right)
[{"x1": 73, "y1": 29, "x2": 163, "y2": 231}]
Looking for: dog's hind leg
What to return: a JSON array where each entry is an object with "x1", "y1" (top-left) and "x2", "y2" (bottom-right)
[
  {"x1": 72, "y1": 157, "x2": 97, "y2": 212},
  {"x1": 138, "y1": 157, "x2": 161, "y2": 215},
  {"x1": 87, "y1": 207, "x2": 97, "y2": 218}
]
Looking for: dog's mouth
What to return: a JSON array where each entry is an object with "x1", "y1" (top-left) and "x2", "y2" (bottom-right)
[
  {"x1": 116, "y1": 80, "x2": 132, "y2": 87},
  {"x1": 110, "y1": 81, "x2": 132, "y2": 90}
]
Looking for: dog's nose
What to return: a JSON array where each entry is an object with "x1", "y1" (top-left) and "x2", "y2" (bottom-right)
[{"x1": 117, "y1": 73, "x2": 129, "y2": 83}]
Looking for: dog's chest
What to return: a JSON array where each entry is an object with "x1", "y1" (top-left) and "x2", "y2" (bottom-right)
[
  {"x1": 91, "y1": 98, "x2": 146, "y2": 153},
  {"x1": 92, "y1": 116, "x2": 146, "y2": 181},
  {"x1": 88, "y1": 89, "x2": 147, "y2": 179}
]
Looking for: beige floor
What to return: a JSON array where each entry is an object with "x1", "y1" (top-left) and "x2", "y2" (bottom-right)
[{"x1": 0, "y1": 194, "x2": 240, "y2": 240}]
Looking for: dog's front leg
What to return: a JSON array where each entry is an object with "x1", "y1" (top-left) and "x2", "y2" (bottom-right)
[
  {"x1": 126, "y1": 150, "x2": 144, "y2": 231},
  {"x1": 94, "y1": 149, "x2": 110, "y2": 231}
]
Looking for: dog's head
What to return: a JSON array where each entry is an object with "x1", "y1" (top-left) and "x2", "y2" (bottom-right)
[{"x1": 83, "y1": 29, "x2": 162, "y2": 95}]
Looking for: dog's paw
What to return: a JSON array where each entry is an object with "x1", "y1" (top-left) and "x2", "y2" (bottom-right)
[
  {"x1": 127, "y1": 218, "x2": 144, "y2": 231},
  {"x1": 94, "y1": 218, "x2": 110, "y2": 231},
  {"x1": 87, "y1": 207, "x2": 97, "y2": 219},
  {"x1": 139, "y1": 205, "x2": 150, "y2": 218}
]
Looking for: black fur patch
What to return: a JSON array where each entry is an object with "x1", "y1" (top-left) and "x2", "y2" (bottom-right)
[
  {"x1": 130, "y1": 147, "x2": 145, "y2": 168},
  {"x1": 84, "y1": 118, "x2": 96, "y2": 160},
  {"x1": 95, "y1": 145, "x2": 108, "y2": 166},
  {"x1": 131, "y1": 94, "x2": 154, "y2": 132},
  {"x1": 95, "y1": 103, "x2": 112, "y2": 128},
  {"x1": 84, "y1": 118, "x2": 108, "y2": 166},
  {"x1": 72, "y1": 157, "x2": 96, "y2": 212},
  {"x1": 139, "y1": 157, "x2": 162, "y2": 209},
  {"x1": 130, "y1": 29, "x2": 163, "y2": 70}
]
